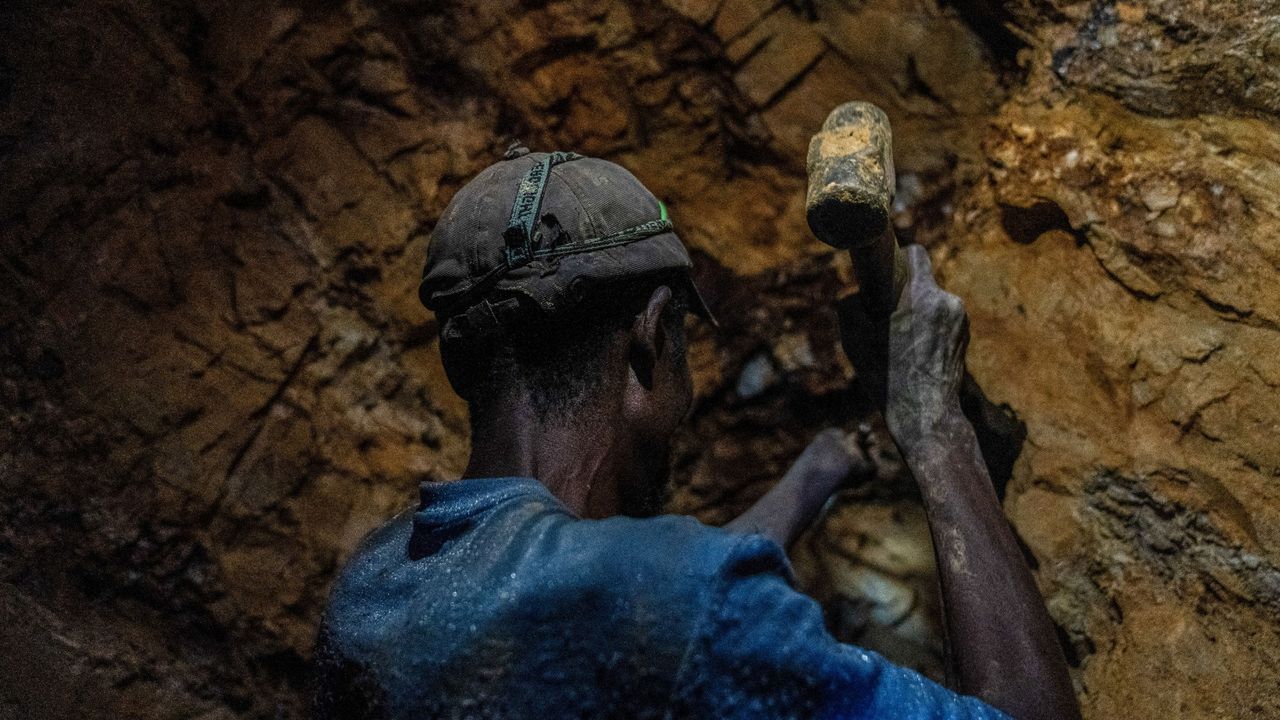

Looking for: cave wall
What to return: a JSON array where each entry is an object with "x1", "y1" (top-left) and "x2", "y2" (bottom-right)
[
  {"x1": 0, "y1": 0, "x2": 1276, "y2": 718},
  {"x1": 936, "y1": 2, "x2": 1280, "y2": 717}
]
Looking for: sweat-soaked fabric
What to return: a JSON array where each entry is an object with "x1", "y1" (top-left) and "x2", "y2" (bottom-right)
[{"x1": 312, "y1": 477, "x2": 1010, "y2": 720}]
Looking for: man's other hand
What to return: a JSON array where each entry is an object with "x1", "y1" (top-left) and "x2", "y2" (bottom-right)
[
  {"x1": 788, "y1": 428, "x2": 869, "y2": 499},
  {"x1": 725, "y1": 429, "x2": 871, "y2": 547}
]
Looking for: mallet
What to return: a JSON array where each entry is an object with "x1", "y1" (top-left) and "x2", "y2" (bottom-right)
[{"x1": 806, "y1": 101, "x2": 910, "y2": 317}]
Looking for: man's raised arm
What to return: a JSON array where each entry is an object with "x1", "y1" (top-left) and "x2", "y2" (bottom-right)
[{"x1": 875, "y1": 245, "x2": 1080, "y2": 720}]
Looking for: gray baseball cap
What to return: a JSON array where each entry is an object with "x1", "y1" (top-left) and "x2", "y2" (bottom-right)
[{"x1": 419, "y1": 146, "x2": 715, "y2": 342}]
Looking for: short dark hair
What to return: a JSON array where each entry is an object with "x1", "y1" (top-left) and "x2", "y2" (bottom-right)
[{"x1": 440, "y1": 272, "x2": 689, "y2": 425}]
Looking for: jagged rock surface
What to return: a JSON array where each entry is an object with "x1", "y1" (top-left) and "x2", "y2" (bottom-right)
[
  {"x1": 0, "y1": 0, "x2": 1275, "y2": 717},
  {"x1": 935, "y1": 3, "x2": 1280, "y2": 717}
]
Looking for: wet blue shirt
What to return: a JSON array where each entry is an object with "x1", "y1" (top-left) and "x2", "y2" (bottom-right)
[{"x1": 314, "y1": 477, "x2": 1008, "y2": 719}]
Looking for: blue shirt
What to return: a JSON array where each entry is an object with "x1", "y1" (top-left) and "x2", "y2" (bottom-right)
[{"x1": 314, "y1": 477, "x2": 1008, "y2": 719}]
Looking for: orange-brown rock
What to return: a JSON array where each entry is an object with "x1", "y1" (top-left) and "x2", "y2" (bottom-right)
[
  {"x1": 1, "y1": 0, "x2": 1276, "y2": 717},
  {"x1": 935, "y1": 6, "x2": 1280, "y2": 714}
]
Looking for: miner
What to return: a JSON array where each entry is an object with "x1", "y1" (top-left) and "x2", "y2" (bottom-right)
[{"x1": 312, "y1": 143, "x2": 1081, "y2": 719}]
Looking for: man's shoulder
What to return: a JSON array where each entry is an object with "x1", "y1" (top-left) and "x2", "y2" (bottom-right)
[
  {"x1": 581, "y1": 513, "x2": 748, "y2": 567},
  {"x1": 569, "y1": 518, "x2": 798, "y2": 617},
  {"x1": 502, "y1": 510, "x2": 759, "y2": 611},
  {"x1": 319, "y1": 490, "x2": 760, "y2": 661},
  {"x1": 588, "y1": 515, "x2": 792, "y2": 578},
  {"x1": 325, "y1": 484, "x2": 767, "y2": 617}
]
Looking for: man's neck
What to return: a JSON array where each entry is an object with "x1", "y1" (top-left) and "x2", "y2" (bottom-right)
[{"x1": 462, "y1": 395, "x2": 631, "y2": 519}]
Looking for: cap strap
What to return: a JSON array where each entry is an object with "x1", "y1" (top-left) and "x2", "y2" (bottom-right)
[
  {"x1": 503, "y1": 151, "x2": 582, "y2": 269},
  {"x1": 534, "y1": 204, "x2": 673, "y2": 260},
  {"x1": 437, "y1": 162, "x2": 675, "y2": 320}
]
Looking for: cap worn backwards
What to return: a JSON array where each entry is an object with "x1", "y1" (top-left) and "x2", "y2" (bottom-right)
[{"x1": 419, "y1": 145, "x2": 715, "y2": 342}]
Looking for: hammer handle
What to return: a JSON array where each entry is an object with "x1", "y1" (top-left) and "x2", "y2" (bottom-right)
[{"x1": 850, "y1": 227, "x2": 909, "y2": 318}]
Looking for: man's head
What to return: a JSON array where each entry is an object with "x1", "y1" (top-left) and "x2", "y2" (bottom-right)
[{"x1": 420, "y1": 147, "x2": 713, "y2": 513}]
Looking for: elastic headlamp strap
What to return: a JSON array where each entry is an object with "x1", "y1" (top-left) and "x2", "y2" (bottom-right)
[{"x1": 503, "y1": 151, "x2": 582, "y2": 268}]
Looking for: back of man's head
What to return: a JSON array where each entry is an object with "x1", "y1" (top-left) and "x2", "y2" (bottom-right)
[
  {"x1": 441, "y1": 271, "x2": 689, "y2": 424},
  {"x1": 418, "y1": 147, "x2": 712, "y2": 426}
]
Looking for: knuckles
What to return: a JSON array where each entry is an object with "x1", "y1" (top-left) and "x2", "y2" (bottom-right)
[
  {"x1": 804, "y1": 429, "x2": 860, "y2": 477},
  {"x1": 916, "y1": 287, "x2": 967, "y2": 324}
]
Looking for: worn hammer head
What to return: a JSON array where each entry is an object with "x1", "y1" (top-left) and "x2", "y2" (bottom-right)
[{"x1": 805, "y1": 101, "x2": 895, "y2": 249}]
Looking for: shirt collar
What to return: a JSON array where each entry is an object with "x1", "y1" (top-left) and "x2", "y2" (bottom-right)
[{"x1": 414, "y1": 476, "x2": 560, "y2": 530}]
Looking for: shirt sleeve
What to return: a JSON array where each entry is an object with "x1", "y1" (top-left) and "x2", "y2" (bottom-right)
[{"x1": 668, "y1": 534, "x2": 1011, "y2": 720}]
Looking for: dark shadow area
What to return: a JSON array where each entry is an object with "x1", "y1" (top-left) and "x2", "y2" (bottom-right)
[
  {"x1": 999, "y1": 199, "x2": 1082, "y2": 245},
  {"x1": 960, "y1": 373, "x2": 1027, "y2": 501}
]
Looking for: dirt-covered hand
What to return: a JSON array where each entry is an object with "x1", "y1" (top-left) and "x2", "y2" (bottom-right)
[
  {"x1": 883, "y1": 245, "x2": 969, "y2": 453},
  {"x1": 784, "y1": 427, "x2": 870, "y2": 500}
]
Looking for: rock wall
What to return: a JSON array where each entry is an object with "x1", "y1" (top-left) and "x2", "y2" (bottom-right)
[
  {"x1": 937, "y1": 2, "x2": 1280, "y2": 717},
  {"x1": 0, "y1": 0, "x2": 1275, "y2": 718}
]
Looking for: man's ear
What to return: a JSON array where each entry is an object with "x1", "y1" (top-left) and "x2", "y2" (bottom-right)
[{"x1": 628, "y1": 285, "x2": 672, "y2": 391}]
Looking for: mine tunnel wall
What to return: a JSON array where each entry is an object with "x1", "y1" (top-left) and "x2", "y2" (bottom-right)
[{"x1": 1, "y1": 0, "x2": 1278, "y2": 717}]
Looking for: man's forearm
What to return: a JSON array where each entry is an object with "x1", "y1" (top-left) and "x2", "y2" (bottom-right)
[
  {"x1": 725, "y1": 473, "x2": 835, "y2": 548},
  {"x1": 725, "y1": 429, "x2": 864, "y2": 548},
  {"x1": 905, "y1": 411, "x2": 1080, "y2": 720}
]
